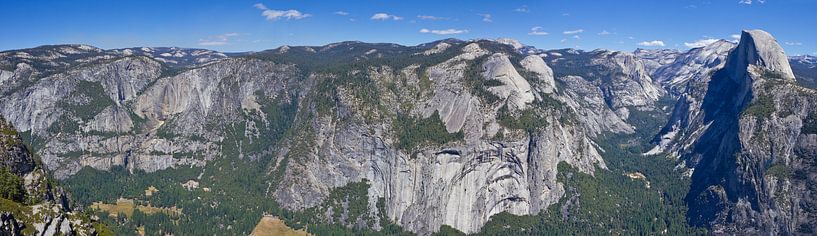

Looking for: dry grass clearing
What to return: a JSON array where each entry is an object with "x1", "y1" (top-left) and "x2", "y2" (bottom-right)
[
  {"x1": 144, "y1": 186, "x2": 159, "y2": 197},
  {"x1": 250, "y1": 216, "x2": 310, "y2": 236},
  {"x1": 91, "y1": 198, "x2": 182, "y2": 218}
]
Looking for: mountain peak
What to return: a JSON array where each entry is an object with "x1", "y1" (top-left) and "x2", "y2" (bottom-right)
[
  {"x1": 730, "y1": 29, "x2": 795, "y2": 80},
  {"x1": 495, "y1": 38, "x2": 524, "y2": 50}
]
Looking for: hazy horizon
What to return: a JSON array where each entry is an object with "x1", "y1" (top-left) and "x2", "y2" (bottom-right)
[{"x1": 2, "y1": 0, "x2": 816, "y2": 55}]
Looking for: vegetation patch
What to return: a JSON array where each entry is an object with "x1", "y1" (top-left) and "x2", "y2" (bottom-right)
[
  {"x1": 743, "y1": 94, "x2": 775, "y2": 119},
  {"x1": 802, "y1": 112, "x2": 817, "y2": 134},
  {"x1": 497, "y1": 105, "x2": 549, "y2": 132},
  {"x1": 765, "y1": 163, "x2": 791, "y2": 178},
  {"x1": 0, "y1": 168, "x2": 25, "y2": 201},
  {"x1": 463, "y1": 60, "x2": 501, "y2": 105},
  {"x1": 63, "y1": 80, "x2": 114, "y2": 121},
  {"x1": 393, "y1": 111, "x2": 464, "y2": 151}
]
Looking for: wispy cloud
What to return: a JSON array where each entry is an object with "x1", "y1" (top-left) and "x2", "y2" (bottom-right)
[
  {"x1": 528, "y1": 26, "x2": 548, "y2": 36},
  {"x1": 333, "y1": 11, "x2": 349, "y2": 16},
  {"x1": 419, "y1": 28, "x2": 468, "y2": 35},
  {"x1": 199, "y1": 33, "x2": 239, "y2": 46},
  {"x1": 638, "y1": 40, "x2": 665, "y2": 47},
  {"x1": 785, "y1": 42, "x2": 803, "y2": 46},
  {"x1": 514, "y1": 5, "x2": 529, "y2": 13},
  {"x1": 478, "y1": 13, "x2": 492, "y2": 22},
  {"x1": 562, "y1": 13, "x2": 570, "y2": 16},
  {"x1": 417, "y1": 15, "x2": 449, "y2": 20},
  {"x1": 739, "y1": 0, "x2": 766, "y2": 4},
  {"x1": 684, "y1": 38, "x2": 719, "y2": 48},
  {"x1": 563, "y1": 29, "x2": 584, "y2": 35},
  {"x1": 728, "y1": 34, "x2": 741, "y2": 43},
  {"x1": 254, "y1": 3, "x2": 311, "y2": 21},
  {"x1": 371, "y1": 13, "x2": 403, "y2": 20},
  {"x1": 598, "y1": 30, "x2": 611, "y2": 36}
]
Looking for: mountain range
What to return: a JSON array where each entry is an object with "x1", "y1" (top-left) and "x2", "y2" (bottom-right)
[{"x1": 0, "y1": 29, "x2": 815, "y2": 235}]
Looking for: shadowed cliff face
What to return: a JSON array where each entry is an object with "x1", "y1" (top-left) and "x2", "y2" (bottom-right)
[
  {"x1": 654, "y1": 30, "x2": 817, "y2": 234},
  {"x1": 685, "y1": 68, "x2": 753, "y2": 227}
]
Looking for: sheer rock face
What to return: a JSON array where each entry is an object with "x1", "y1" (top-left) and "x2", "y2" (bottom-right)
[
  {"x1": 651, "y1": 29, "x2": 817, "y2": 234},
  {"x1": 271, "y1": 41, "x2": 613, "y2": 234}
]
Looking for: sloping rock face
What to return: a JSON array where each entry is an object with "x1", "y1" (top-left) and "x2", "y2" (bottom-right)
[
  {"x1": 651, "y1": 30, "x2": 817, "y2": 234},
  {"x1": 0, "y1": 40, "x2": 666, "y2": 234},
  {"x1": 634, "y1": 48, "x2": 680, "y2": 75},
  {"x1": 649, "y1": 40, "x2": 735, "y2": 95}
]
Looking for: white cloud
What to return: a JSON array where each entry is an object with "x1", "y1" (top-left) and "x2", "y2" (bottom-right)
[
  {"x1": 573, "y1": 35, "x2": 581, "y2": 39},
  {"x1": 478, "y1": 13, "x2": 492, "y2": 22},
  {"x1": 419, "y1": 28, "x2": 468, "y2": 35},
  {"x1": 739, "y1": 0, "x2": 766, "y2": 4},
  {"x1": 417, "y1": 15, "x2": 448, "y2": 20},
  {"x1": 199, "y1": 33, "x2": 239, "y2": 46},
  {"x1": 515, "y1": 5, "x2": 529, "y2": 13},
  {"x1": 598, "y1": 30, "x2": 611, "y2": 36},
  {"x1": 562, "y1": 13, "x2": 570, "y2": 16},
  {"x1": 785, "y1": 42, "x2": 803, "y2": 46},
  {"x1": 729, "y1": 35, "x2": 741, "y2": 43},
  {"x1": 528, "y1": 26, "x2": 548, "y2": 36},
  {"x1": 371, "y1": 13, "x2": 403, "y2": 20},
  {"x1": 199, "y1": 41, "x2": 227, "y2": 46},
  {"x1": 563, "y1": 29, "x2": 584, "y2": 35},
  {"x1": 638, "y1": 40, "x2": 665, "y2": 47},
  {"x1": 684, "y1": 38, "x2": 719, "y2": 48},
  {"x1": 254, "y1": 3, "x2": 311, "y2": 21},
  {"x1": 560, "y1": 39, "x2": 567, "y2": 43},
  {"x1": 334, "y1": 11, "x2": 349, "y2": 16}
]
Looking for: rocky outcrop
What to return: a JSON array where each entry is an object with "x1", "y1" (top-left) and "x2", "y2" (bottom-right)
[
  {"x1": 0, "y1": 116, "x2": 100, "y2": 235},
  {"x1": 482, "y1": 53, "x2": 534, "y2": 111},
  {"x1": 520, "y1": 55, "x2": 556, "y2": 94}
]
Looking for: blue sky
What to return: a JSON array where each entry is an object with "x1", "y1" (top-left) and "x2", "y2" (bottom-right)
[{"x1": 1, "y1": 0, "x2": 815, "y2": 55}]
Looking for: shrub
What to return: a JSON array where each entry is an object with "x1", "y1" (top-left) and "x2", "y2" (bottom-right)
[{"x1": 0, "y1": 168, "x2": 24, "y2": 202}]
